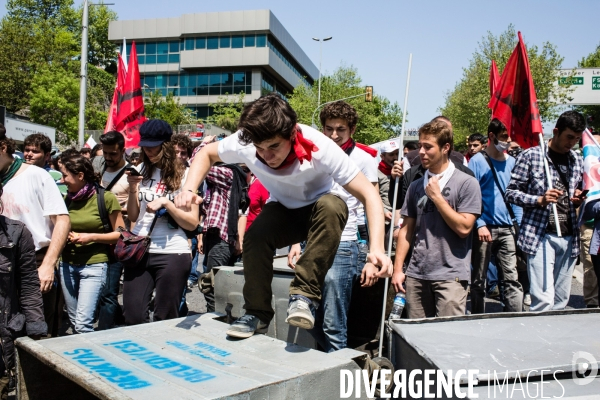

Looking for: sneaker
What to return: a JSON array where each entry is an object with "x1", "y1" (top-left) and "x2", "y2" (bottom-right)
[
  {"x1": 285, "y1": 295, "x2": 316, "y2": 330},
  {"x1": 187, "y1": 280, "x2": 195, "y2": 289},
  {"x1": 523, "y1": 293, "x2": 531, "y2": 306},
  {"x1": 226, "y1": 314, "x2": 269, "y2": 339}
]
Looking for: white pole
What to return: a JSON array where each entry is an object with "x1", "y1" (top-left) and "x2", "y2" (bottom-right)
[
  {"x1": 539, "y1": 133, "x2": 562, "y2": 237},
  {"x1": 317, "y1": 40, "x2": 323, "y2": 107},
  {"x1": 378, "y1": 53, "x2": 413, "y2": 357},
  {"x1": 77, "y1": 0, "x2": 89, "y2": 148},
  {"x1": 122, "y1": 37, "x2": 128, "y2": 71}
]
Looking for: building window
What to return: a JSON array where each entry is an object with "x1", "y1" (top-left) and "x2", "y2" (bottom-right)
[
  {"x1": 207, "y1": 36, "x2": 219, "y2": 50},
  {"x1": 185, "y1": 38, "x2": 194, "y2": 51},
  {"x1": 146, "y1": 42, "x2": 157, "y2": 55},
  {"x1": 256, "y1": 34, "x2": 266, "y2": 47},
  {"x1": 141, "y1": 70, "x2": 252, "y2": 97},
  {"x1": 169, "y1": 41, "x2": 180, "y2": 53},
  {"x1": 196, "y1": 37, "x2": 206, "y2": 49},
  {"x1": 232, "y1": 35, "x2": 243, "y2": 49},
  {"x1": 157, "y1": 42, "x2": 169, "y2": 55},
  {"x1": 219, "y1": 36, "x2": 230, "y2": 48},
  {"x1": 136, "y1": 42, "x2": 145, "y2": 54},
  {"x1": 244, "y1": 34, "x2": 255, "y2": 47}
]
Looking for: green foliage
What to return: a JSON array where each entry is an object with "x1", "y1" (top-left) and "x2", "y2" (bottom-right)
[
  {"x1": 210, "y1": 93, "x2": 246, "y2": 132},
  {"x1": 143, "y1": 90, "x2": 196, "y2": 127},
  {"x1": 287, "y1": 66, "x2": 403, "y2": 145},
  {"x1": 440, "y1": 25, "x2": 569, "y2": 151},
  {"x1": 575, "y1": 43, "x2": 600, "y2": 131}
]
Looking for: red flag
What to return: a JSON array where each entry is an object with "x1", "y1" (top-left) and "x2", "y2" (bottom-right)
[
  {"x1": 489, "y1": 60, "x2": 500, "y2": 99},
  {"x1": 488, "y1": 32, "x2": 543, "y2": 149},
  {"x1": 115, "y1": 41, "x2": 146, "y2": 148},
  {"x1": 104, "y1": 55, "x2": 126, "y2": 133}
]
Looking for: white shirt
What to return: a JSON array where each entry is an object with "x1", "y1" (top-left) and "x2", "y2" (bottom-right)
[
  {"x1": 341, "y1": 146, "x2": 378, "y2": 241},
  {"x1": 132, "y1": 165, "x2": 190, "y2": 254},
  {"x1": 102, "y1": 165, "x2": 130, "y2": 209},
  {"x1": 2, "y1": 164, "x2": 68, "y2": 251},
  {"x1": 218, "y1": 124, "x2": 360, "y2": 209}
]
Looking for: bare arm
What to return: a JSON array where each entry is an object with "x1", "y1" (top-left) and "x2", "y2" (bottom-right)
[
  {"x1": 126, "y1": 175, "x2": 143, "y2": 222},
  {"x1": 39, "y1": 214, "x2": 70, "y2": 293},
  {"x1": 235, "y1": 215, "x2": 247, "y2": 255},
  {"x1": 343, "y1": 172, "x2": 392, "y2": 277},
  {"x1": 175, "y1": 142, "x2": 222, "y2": 210}
]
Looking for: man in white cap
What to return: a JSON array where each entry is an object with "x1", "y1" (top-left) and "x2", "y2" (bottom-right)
[{"x1": 378, "y1": 139, "x2": 402, "y2": 248}]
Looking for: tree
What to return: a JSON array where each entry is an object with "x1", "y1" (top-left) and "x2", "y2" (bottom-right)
[
  {"x1": 210, "y1": 93, "x2": 246, "y2": 132},
  {"x1": 440, "y1": 25, "x2": 570, "y2": 151},
  {"x1": 575, "y1": 43, "x2": 600, "y2": 132},
  {"x1": 143, "y1": 90, "x2": 196, "y2": 127},
  {"x1": 288, "y1": 66, "x2": 403, "y2": 145},
  {"x1": 75, "y1": 3, "x2": 118, "y2": 69}
]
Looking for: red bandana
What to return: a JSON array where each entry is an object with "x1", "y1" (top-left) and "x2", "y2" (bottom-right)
[
  {"x1": 355, "y1": 142, "x2": 378, "y2": 157},
  {"x1": 378, "y1": 161, "x2": 392, "y2": 176},
  {"x1": 340, "y1": 139, "x2": 378, "y2": 158},
  {"x1": 256, "y1": 126, "x2": 319, "y2": 170}
]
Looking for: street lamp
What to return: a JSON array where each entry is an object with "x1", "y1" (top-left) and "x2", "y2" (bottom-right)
[{"x1": 312, "y1": 36, "x2": 332, "y2": 108}]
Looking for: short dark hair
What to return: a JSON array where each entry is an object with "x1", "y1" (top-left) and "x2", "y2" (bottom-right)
[
  {"x1": 419, "y1": 120, "x2": 453, "y2": 149},
  {"x1": 171, "y1": 133, "x2": 193, "y2": 157},
  {"x1": 238, "y1": 93, "x2": 297, "y2": 145},
  {"x1": 487, "y1": 118, "x2": 507, "y2": 137},
  {"x1": 91, "y1": 144, "x2": 103, "y2": 157},
  {"x1": 0, "y1": 124, "x2": 15, "y2": 155},
  {"x1": 24, "y1": 133, "x2": 52, "y2": 154},
  {"x1": 319, "y1": 101, "x2": 358, "y2": 129},
  {"x1": 403, "y1": 141, "x2": 419, "y2": 151},
  {"x1": 468, "y1": 133, "x2": 486, "y2": 143},
  {"x1": 555, "y1": 110, "x2": 586, "y2": 135},
  {"x1": 61, "y1": 148, "x2": 80, "y2": 159},
  {"x1": 80, "y1": 148, "x2": 92, "y2": 156},
  {"x1": 100, "y1": 131, "x2": 125, "y2": 149},
  {"x1": 59, "y1": 153, "x2": 100, "y2": 184}
]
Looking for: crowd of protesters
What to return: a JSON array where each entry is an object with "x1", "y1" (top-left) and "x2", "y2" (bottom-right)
[{"x1": 0, "y1": 94, "x2": 595, "y2": 394}]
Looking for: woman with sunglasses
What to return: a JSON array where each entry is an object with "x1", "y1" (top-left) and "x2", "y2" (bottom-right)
[
  {"x1": 125, "y1": 120, "x2": 199, "y2": 325},
  {"x1": 59, "y1": 154, "x2": 124, "y2": 333}
]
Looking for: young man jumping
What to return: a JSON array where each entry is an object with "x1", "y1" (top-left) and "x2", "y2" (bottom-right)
[{"x1": 175, "y1": 94, "x2": 391, "y2": 338}]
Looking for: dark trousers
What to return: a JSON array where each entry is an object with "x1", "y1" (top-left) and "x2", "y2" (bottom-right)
[
  {"x1": 35, "y1": 249, "x2": 62, "y2": 337},
  {"x1": 123, "y1": 253, "x2": 191, "y2": 325},
  {"x1": 200, "y1": 228, "x2": 236, "y2": 312},
  {"x1": 97, "y1": 261, "x2": 124, "y2": 330},
  {"x1": 471, "y1": 226, "x2": 524, "y2": 313},
  {"x1": 590, "y1": 255, "x2": 600, "y2": 297},
  {"x1": 243, "y1": 194, "x2": 348, "y2": 323}
]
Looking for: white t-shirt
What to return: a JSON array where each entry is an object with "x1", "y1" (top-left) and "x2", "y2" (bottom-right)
[
  {"x1": 341, "y1": 147, "x2": 378, "y2": 241},
  {"x1": 2, "y1": 164, "x2": 68, "y2": 251},
  {"x1": 102, "y1": 166, "x2": 130, "y2": 209},
  {"x1": 218, "y1": 124, "x2": 360, "y2": 209},
  {"x1": 131, "y1": 165, "x2": 190, "y2": 254}
]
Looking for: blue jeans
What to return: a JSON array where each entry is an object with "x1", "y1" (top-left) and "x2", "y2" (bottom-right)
[
  {"x1": 188, "y1": 237, "x2": 199, "y2": 284},
  {"x1": 526, "y1": 234, "x2": 576, "y2": 311},
  {"x1": 310, "y1": 240, "x2": 363, "y2": 352},
  {"x1": 97, "y1": 262, "x2": 123, "y2": 330},
  {"x1": 60, "y1": 261, "x2": 107, "y2": 333}
]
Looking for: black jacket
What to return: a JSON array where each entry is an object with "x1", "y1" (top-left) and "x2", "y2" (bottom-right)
[
  {"x1": 0, "y1": 216, "x2": 47, "y2": 373},
  {"x1": 389, "y1": 161, "x2": 475, "y2": 211}
]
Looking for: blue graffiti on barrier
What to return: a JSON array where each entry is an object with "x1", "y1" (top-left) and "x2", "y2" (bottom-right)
[
  {"x1": 63, "y1": 348, "x2": 151, "y2": 390},
  {"x1": 104, "y1": 340, "x2": 216, "y2": 383},
  {"x1": 165, "y1": 341, "x2": 233, "y2": 366}
]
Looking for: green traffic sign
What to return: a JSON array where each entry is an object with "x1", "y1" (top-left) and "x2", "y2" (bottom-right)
[
  {"x1": 559, "y1": 76, "x2": 584, "y2": 85},
  {"x1": 593, "y1": 76, "x2": 600, "y2": 90}
]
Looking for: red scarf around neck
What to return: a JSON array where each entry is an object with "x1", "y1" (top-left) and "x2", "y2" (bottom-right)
[
  {"x1": 340, "y1": 138, "x2": 378, "y2": 158},
  {"x1": 256, "y1": 126, "x2": 319, "y2": 170},
  {"x1": 378, "y1": 161, "x2": 392, "y2": 176}
]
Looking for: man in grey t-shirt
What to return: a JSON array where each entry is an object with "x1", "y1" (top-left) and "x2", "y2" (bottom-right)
[{"x1": 392, "y1": 120, "x2": 481, "y2": 318}]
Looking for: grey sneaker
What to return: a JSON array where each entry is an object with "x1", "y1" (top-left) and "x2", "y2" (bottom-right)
[
  {"x1": 226, "y1": 314, "x2": 269, "y2": 339},
  {"x1": 285, "y1": 295, "x2": 316, "y2": 329},
  {"x1": 523, "y1": 293, "x2": 531, "y2": 306}
]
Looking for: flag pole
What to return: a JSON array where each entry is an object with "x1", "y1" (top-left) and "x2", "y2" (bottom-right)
[
  {"x1": 378, "y1": 53, "x2": 412, "y2": 358},
  {"x1": 539, "y1": 133, "x2": 562, "y2": 237},
  {"x1": 77, "y1": 0, "x2": 89, "y2": 148}
]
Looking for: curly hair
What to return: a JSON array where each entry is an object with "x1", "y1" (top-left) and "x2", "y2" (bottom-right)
[
  {"x1": 319, "y1": 101, "x2": 358, "y2": 129},
  {"x1": 0, "y1": 125, "x2": 16, "y2": 155},
  {"x1": 238, "y1": 93, "x2": 297, "y2": 145},
  {"x1": 171, "y1": 133, "x2": 193, "y2": 158},
  {"x1": 59, "y1": 153, "x2": 101, "y2": 185},
  {"x1": 24, "y1": 133, "x2": 52, "y2": 154},
  {"x1": 140, "y1": 141, "x2": 185, "y2": 193}
]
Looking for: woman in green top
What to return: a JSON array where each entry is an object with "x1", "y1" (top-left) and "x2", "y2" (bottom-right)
[{"x1": 59, "y1": 154, "x2": 124, "y2": 333}]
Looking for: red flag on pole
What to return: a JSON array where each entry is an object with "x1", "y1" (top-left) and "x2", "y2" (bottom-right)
[
  {"x1": 489, "y1": 60, "x2": 500, "y2": 99},
  {"x1": 115, "y1": 41, "x2": 146, "y2": 148},
  {"x1": 104, "y1": 54, "x2": 126, "y2": 133},
  {"x1": 488, "y1": 32, "x2": 543, "y2": 149}
]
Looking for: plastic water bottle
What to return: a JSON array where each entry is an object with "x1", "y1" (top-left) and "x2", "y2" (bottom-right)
[{"x1": 388, "y1": 292, "x2": 406, "y2": 320}]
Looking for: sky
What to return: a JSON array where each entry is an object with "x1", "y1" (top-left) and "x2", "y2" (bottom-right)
[{"x1": 1, "y1": 0, "x2": 599, "y2": 131}]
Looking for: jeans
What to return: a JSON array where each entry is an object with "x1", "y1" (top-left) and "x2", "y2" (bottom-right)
[
  {"x1": 60, "y1": 261, "x2": 107, "y2": 333},
  {"x1": 526, "y1": 234, "x2": 576, "y2": 311},
  {"x1": 97, "y1": 261, "x2": 123, "y2": 330},
  {"x1": 471, "y1": 226, "x2": 523, "y2": 313},
  {"x1": 310, "y1": 240, "x2": 362, "y2": 352}
]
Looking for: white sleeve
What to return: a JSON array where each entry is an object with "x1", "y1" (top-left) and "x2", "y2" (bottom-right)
[
  {"x1": 40, "y1": 171, "x2": 68, "y2": 216},
  {"x1": 363, "y1": 155, "x2": 378, "y2": 183},
  {"x1": 217, "y1": 132, "x2": 246, "y2": 164}
]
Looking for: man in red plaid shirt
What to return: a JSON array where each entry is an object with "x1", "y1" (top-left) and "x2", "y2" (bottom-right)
[{"x1": 191, "y1": 136, "x2": 248, "y2": 312}]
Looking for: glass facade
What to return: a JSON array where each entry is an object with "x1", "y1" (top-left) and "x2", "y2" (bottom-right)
[{"x1": 141, "y1": 70, "x2": 253, "y2": 97}]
